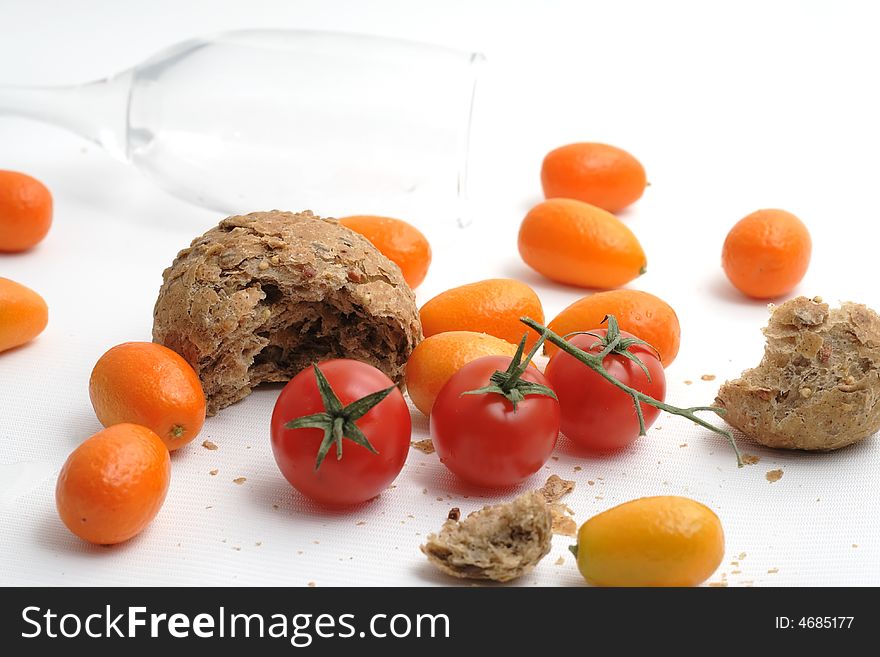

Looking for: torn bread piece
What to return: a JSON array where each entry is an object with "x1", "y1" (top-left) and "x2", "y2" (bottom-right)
[
  {"x1": 715, "y1": 296, "x2": 880, "y2": 450},
  {"x1": 421, "y1": 491, "x2": 552, "y2": 582}
]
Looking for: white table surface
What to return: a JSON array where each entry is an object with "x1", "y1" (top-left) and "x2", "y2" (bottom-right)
[{"x1": 2, "y1": 0, "x2": 880, "y2": 586}]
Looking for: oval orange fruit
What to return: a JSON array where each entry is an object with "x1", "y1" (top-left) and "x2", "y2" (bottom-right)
[
  {"x1": 405, "y1": 331, "x2": 528, "y2": 416},
  {"x1": 722, "y1": 209, "x2": 811, "y2": 299},
  {"x1": 546, "y1": 289, "x2": 680, "y2": 367},
  {"x1": 518, "y1": 198, "x2": 646, "y2": 289},
  {"x1": 419, "y1": 279, "x2": 544, "y2": 350},
  {"x1": 574, "y1": 496, "x2": 724, "y2": 587},
  {"x1": 338, "y1": 215, "x2": 432, "y2": 288},
  {"x1": 56, "y1": 423, "x2": 171, "y2": 545},
  {"x1": 541, "y1": 143, "x2": 646, "y2": 212},
  {"x1": 0, "y1": 277, "x2": 48, "y2": 353},
  {"x1": 89, "y1": 342, "x2": 206, "y2": 451},
  {"x1": 0, "y1": 170, "x2": 53, "y2": 252}
]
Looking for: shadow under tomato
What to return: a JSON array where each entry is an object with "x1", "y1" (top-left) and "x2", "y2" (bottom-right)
[
  {"x1": 552, "y1": 431, "x2": 642, "y2": 460},
  {"x1": 242, "y1": 469, "x2": 387, "y2": 520},
  {"x1": 409, "y1": 409, "x2": 430, "y2": 435},
  {"x1": 405, "y1": 458, "x2": 530, "y2": 501}
]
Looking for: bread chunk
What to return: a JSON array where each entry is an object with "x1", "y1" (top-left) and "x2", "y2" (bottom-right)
[
  {"x1": 715, "y1": 296, "x2": 880, "y2": 450},
  {"x1": 421, "y1": 491, "x2": 552, "y2": 582},
  {"x1": 153, "y1": 210, "x2": 422, "y2": 415}
]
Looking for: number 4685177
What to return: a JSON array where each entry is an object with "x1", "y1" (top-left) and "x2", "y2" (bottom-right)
[{"x1": 775, "y1": 617, "x2": 854, "y2": 629}]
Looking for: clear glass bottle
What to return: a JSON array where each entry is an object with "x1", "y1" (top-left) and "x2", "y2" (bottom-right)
[{"x1": 0, "y1": 30, "x2": 483, "y2": 227}]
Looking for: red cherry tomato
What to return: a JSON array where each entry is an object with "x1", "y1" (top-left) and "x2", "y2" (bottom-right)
[
  {"x1": 544, "y1": 330, "x2": 665, "y2": 451},
  {"x1": 430, "y1": 355, "x2": 560, "y2": 488},
  {"x1": 270, "y1": 359, "x2": 411, "y2": 505}
]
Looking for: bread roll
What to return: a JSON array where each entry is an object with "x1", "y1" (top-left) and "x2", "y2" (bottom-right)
[{"x1": 153, "y1": 210, "x2": 422, "y2": 415}]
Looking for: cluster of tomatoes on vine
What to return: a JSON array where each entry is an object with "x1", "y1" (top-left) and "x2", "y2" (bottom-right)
[{"x1": 268, "y1": 314, "x2": 735, "y2": 506}]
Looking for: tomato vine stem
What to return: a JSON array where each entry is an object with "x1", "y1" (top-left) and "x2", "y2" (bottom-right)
[{"x1": 520, "y1": 316, "x2": 743, "y2": 467}]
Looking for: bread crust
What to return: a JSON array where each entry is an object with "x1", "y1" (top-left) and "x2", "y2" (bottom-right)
[
  {"x1": 152, "y1": 210, "x2": 422, "y2": 415},
  {"x1": 715, "y1": 296, "x2": 880, "y2": 450}
]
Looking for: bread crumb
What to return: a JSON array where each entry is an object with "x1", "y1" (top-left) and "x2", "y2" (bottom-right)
[
  {"x1": 549, "y1": 506, "x2": 577, "y2": 537},
  {"x1": 765, "y1": 469, "x2": 783, "y2": 483},
  {"x1": 410, "y1": 439, "x2": 435, "y2": 454},
  {"x1": 574, "y1": 466, "x2": 582, "y2": 472},
  {"x1": 422, "y1": 488, "x2": 428, "y2": 494},
  {"x1": 709, "y1": 582, "x2": 728, "y2": 587},
  {"x1": 852, "y1": 543, "x2": 859, "y2": 548},
  {"x1": 701, "y1": 374, "x2": 716, "y2": 381},
  {"x1": 551, "y1": 456, "x2": 559, "y2": 461},
  {"x1": 297, "y1": 550, "x2": 304, "y2": 555},
  {"x1": 741, "y1": 454, "x2": 760, "y2": 465},
  {"x1": 447, "y1": 508, "x2": 461, "y2": 521},
  {"x1": 255, "y1": 542, "x2": 262, "y2": 547},
  {"x1": 539, "y1": 475, "x2": 575, "y2": 503},
  {"x1": 738, "y1": 552, "x2": 747, "y2": 560},
  {"x1": 767, "y1": 567, "x2": 779, "y2": 574},
  {"x1": 679, "y1": 443, "x2": 687, "y2": 448},
  {"x1": 313, "y1": 540, "x2": 320, "y2": 544},
  {"x1": 436, "y1": 497, "x2": 444, "y2": 502},
  {"x1": 684, "y1": 380, "x2": 693, "y2": 385},
  {"x1": 232, "y1": 546, "x2": 241, "y2": 551},
  {"x1": 205, "y1": 506, "x2": 213, "y2": 509},
  {"x1": 554, "y1": 556, "x2": 565, "y2": 566},
  {"x1": 233, "y1": 477, "x2": 247, "y2": 485},
  {"x1": 812, "y1": 296, "x2": 823, "y2": 303},
  {"x1": 587, "y1": 480, "x2": 595, "y2": 486},
  {"x1": 202, "y1": 440, "x2": 218, "y2": 450},
  {"x1": 308, "y1": 582, "x2": 316, "y2": 587},
  {"x1": 356, "y1": 521, "x2": 366, "y2": 526},
  {"x1": 209, "y1": 469, "x2": 218, "y2": 476},
  {"x1": 731, "y1": 570, "x2": 741, "y2": 574},
  {"x1": 272, "y1": 504, "x2": 279, "y2": 509}
]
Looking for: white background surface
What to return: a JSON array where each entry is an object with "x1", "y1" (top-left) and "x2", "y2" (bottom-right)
[{"x1": 2, "y1": 0, "x2": 880, "y2": 586}]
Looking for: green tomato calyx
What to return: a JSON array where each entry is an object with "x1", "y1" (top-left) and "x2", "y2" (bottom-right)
[
  {"x1": 461, "y1": 333, "x2": 557, "y2": 412},
  {"x1": 563, "y1": 314, "x2": 660, "y2": 382},
  {"x1": 284, "y1": 364, "x2": 392, "y2": 471}
]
